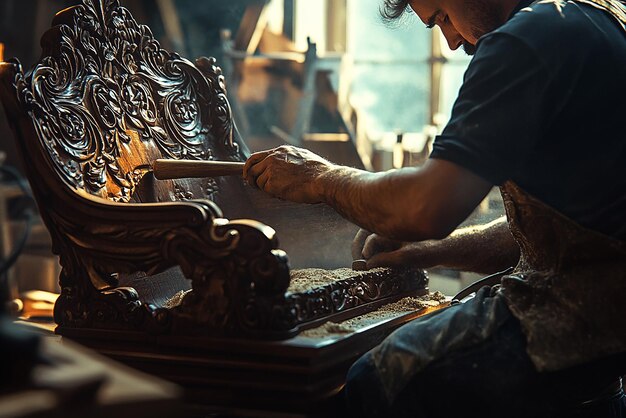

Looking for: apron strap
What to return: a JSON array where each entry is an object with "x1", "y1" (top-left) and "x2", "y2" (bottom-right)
[{"x1": 532, "y1": 0, "x2": 626, "y2": 29}]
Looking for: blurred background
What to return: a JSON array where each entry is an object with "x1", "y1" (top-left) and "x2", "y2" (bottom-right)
[{"x1": 0, "y1": 0, "x2": 504, "y2": 303}]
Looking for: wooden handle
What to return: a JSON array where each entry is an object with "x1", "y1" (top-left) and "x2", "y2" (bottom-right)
[{"x1": 152, "y1": 159, "x2": 245, "y2": 180}]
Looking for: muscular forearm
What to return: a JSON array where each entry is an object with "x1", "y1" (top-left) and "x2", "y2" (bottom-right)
[
  {"x1": 319, "y1": 166, "x2": 408, "y2": 237},
  {"x1": 245, "y1": 147, "x2": 492, "y2": 242},
  {"x1": 319, "y1": 160, "x2": 491, "y2": 242},
  {"x1": 428, "y1": 216, "x2": 520, "y2": 274}
]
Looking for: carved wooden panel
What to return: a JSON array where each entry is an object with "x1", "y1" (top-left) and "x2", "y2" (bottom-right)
[{"x1": 15, "y1": 0, "x2": 245, "y2": 202}]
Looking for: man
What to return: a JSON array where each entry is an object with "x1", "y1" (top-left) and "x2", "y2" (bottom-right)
[{"x1": 243, "y1": 0, "x2": 626, "y2": 416}]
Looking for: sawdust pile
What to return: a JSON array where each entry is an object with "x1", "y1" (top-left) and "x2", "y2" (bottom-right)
[
  {"x1": 300, "y1": 291, "x2": 447, "y2": 338},
  {"x1": 300, "y1": 322, "x2": 355, "y2": 338},
  {"x1": 287, "y1": 267, "x2": 388, "y2": 293}
]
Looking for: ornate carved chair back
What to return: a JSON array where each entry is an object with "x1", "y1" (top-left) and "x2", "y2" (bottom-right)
[
  {"x1": 5, "y1": 0, "x2": 249, "y2": 203},
  {"x1": 0, "y1": 0, "x2": 293, "y2": 337}
]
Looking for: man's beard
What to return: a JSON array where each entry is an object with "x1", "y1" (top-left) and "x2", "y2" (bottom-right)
[
  {"x1": 463, "y1": 41, "x2": 477, "y2": 55},
  {"x1": 462, "y1": 0, "x2": 504, "y2": 55}
]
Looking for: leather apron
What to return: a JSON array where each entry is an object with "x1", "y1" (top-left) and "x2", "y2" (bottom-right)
[{"x1": 500, "y1": 179, "x2": 626, "y2": 372}]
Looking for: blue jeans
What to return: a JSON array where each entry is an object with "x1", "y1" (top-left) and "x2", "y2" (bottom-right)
[{"x1": 345, "y1": 287, "x2": 626, "y2": 418}]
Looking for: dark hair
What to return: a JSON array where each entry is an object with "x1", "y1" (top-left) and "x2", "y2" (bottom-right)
[{"x1": 380, "y1": 0, "x2": 411, "y2": 22}]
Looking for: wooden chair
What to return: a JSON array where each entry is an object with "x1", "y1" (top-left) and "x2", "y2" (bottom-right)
[{"x1": 0, "y1": 1, "x2": 430, "y2": 414}]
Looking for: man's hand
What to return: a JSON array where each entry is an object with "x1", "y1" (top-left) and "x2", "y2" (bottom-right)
[
  {"x1": 243, "y1": 145, "x2": 332, "y2": 203},
  {"x1": 351, "y1": 229, "x2": 401, "y2": 260},
  {"x1": 351, "y1": 217, "x2": 520, "y2": 274},
  {"x1": 351, "y1": 228, "x2": 440, "y2": 269}
]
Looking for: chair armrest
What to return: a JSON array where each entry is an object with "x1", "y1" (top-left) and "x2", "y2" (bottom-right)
[{"x1": 48, "y1": 187, "x2": 290, "y2": 337}]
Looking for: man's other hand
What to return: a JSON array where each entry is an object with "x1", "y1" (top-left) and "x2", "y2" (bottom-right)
[
  {"x1": 352, "y1": 217, "x2": 520, "y2": 274},
  {"x1": 243, "y1": 145, "x2": 332, "y2": 203},
  {"x1": 352, "y1": 228, "x2": 439, "y2": 270}
]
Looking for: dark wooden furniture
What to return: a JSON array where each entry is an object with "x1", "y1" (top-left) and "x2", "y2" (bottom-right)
[{"x1": 0, "y1": 1, "x2": 430, "y2": 415}]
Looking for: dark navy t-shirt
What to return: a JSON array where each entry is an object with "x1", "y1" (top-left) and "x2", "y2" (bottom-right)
[{"x1": 430, "y1": 0, "x2": 626, "y2": 240}]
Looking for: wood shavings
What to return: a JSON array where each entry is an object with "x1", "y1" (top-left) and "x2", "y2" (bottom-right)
[
  {"x1": 163, "y1": 289, "x2": 191, "y2": 309},
  {"x1": 376, "y1": 291, "x2": 447, "y2": 314}
]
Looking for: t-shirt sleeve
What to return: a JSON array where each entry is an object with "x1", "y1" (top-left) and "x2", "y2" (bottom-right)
[{"x1": 430, "y1": 33, "x2": 553, "y2": 185}]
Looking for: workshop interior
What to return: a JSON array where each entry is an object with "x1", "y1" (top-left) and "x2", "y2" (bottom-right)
[{"x1": 2, "y1": 0, "x2": 620, "y2": 417}]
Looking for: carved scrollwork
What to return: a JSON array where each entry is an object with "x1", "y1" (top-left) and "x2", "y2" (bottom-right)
[
  {"x1": 15, "y1": 0, "x2": 241, "y2": 202},
  {"x1": 121, "y1": 77, "x2": 157, "y2": 128},
  {"x1": 151, "y1": 218, "x2": 293, "y2": 336},
  {"x1": 205, "y1": 179, "x2": 219, "y2": 200},
  {"x1": 285, "y1": 269, "x2": 428, "y2": 328},
  {"x1": 195, "y1": 57, "x2": 241, "y2": 155},
  {"x1": 174, "y1": 184, "x2": 194, "y2": 201}
]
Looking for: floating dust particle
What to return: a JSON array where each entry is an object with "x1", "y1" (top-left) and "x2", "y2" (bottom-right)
[
  {"x1": 299, "y1": 292, "x2": 447, "y2": 338},
  {"x1": 287, "y1": 267, "x2": 388, "y2": 293},
  {"x1": 163, "y1": 289, "x2": 191, "y2": 309}
]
